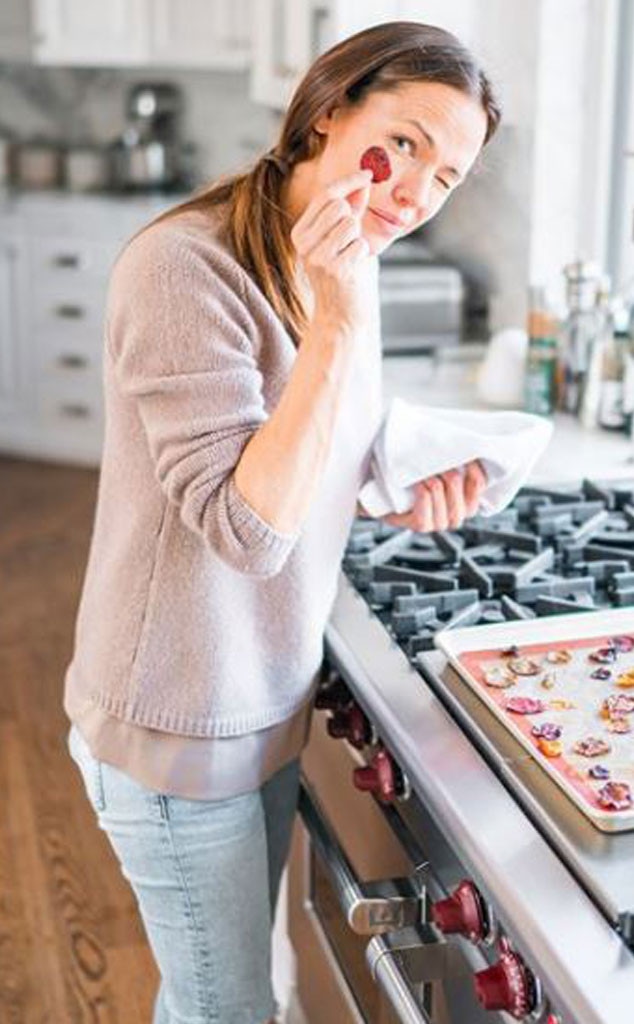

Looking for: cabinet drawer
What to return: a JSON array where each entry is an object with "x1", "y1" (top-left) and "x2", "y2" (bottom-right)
[
  {"x1": 34, "y1": 329, "x2": 104, "y2": 377},
  {"x1": 31, "y1": 236, "x2": 120, "y2": 285},
  {"x1": 32, "y1": 286, "x2": 106, "y2": 333},
  {"x1": 36, "y1": 379, "x2": 104, "y2": 431}
]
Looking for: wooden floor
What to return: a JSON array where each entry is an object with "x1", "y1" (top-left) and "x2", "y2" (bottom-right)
[{"x1": 0, "y1": 455, "x2": 158, "y2": 1023}]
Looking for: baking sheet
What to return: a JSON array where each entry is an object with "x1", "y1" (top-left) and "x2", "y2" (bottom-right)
[{"x1": 434, "y1": 609, "x2": 634, "y2": 832}]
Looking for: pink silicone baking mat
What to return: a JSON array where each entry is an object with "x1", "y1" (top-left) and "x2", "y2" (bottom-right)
[{"x1": 435, "y1": 611, "x2": 634, "y2": 832}]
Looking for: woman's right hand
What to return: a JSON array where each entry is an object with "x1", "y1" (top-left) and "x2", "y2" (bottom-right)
[{"x1": 290, "y1": 168, "x2": 373, "y2": 335}]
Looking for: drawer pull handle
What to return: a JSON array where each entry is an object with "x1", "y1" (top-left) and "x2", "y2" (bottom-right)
[
  {"x1": 57, "y1": 354, "x2": 88, "y2": 369},
  {"x1": 52, "y1": 254, "x2": 81, "y2": 269},
  {"x1": 54, "y1": 304, "x2": 85, "y2": 319},
  {"x1": 59, "y1": 403, "x2": 91, "y2": 419}
]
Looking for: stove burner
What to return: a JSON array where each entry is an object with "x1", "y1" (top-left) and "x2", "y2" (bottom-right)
[{"x1": 344, "y1": 480, "x2": 634, "y2": 661}]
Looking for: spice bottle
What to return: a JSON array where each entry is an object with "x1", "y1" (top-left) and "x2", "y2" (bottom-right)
[
  {"x1": 559, "y1": 261, "x2": 602, "y2": 415},
  {"x1": 599, "y1": 300, "x2": 629, "y2": 431},
  {"x1": 525, "y1": 286, "x2": 558, "y2": 416},
  {"x1": 580, "y1": 275, "x2": 611, "y2": 429}
]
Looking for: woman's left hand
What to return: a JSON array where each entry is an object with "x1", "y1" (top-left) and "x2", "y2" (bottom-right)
[{"x1": 377, "y1": 460, "x2": 488, "y2": 532}]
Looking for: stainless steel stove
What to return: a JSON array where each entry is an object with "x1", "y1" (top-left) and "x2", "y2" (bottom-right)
[{"x1": 288, "y1": 480, "x2": 634, "y2": 1024}]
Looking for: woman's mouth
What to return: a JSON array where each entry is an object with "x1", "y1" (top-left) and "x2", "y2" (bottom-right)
[{"x1": 368, "y1": 208, "x2": 404, "y2": 235}]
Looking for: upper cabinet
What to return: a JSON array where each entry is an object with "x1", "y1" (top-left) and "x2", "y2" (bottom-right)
[
  {"x1": 28, "y1": 0, "x2": 251, "y2": 68},
  {"x1": 250, "y1": 0, "x2": 401, "y2": 110},
  {"x1": 151, "y1": 0, "x2": 251, "y2": 69},
  {"x1": 33, "y1": 0, "x2": 149, "y2": 65},
  {"x1": 396, "y1": 0, "x2": 477, "y2": 48},
  {"x1": 250, "y1": 1, "x2": 327, "y2": 110}
]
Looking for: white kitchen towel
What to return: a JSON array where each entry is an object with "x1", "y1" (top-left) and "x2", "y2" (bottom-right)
[{"x1": 359, "y1": 397, "x2": 554, "y2": 517}]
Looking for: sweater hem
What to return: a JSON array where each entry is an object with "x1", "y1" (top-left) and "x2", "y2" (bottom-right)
[{"x1": 83, "y1": 689, "x2": 317, "y2": 738}]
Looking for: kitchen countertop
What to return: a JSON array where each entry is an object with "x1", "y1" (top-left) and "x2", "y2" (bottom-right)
[{"x1": 381, "y1": 348, "x2": 634, "y2": 486}]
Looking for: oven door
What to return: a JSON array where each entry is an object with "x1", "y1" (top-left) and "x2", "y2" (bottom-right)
[{"x1": 288, "y1": 714, "x2": 460, "y2": 1024}]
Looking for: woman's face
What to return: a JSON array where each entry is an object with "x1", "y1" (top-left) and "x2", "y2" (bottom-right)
[{"x1": 307, "y1": 81, "x2": 488, "y2": 255}]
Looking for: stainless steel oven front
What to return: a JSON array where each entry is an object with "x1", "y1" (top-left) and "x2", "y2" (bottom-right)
[{"x1": 288, "y1": 713, "x2": 490, "y2": 1024}]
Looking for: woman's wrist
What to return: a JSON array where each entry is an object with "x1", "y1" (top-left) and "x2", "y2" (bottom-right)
[{"x1": 303, "y1": 313, "x2": 357, "y2": 349}]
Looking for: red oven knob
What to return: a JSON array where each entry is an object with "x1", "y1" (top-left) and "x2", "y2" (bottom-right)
[
  {"x1": 326, "y1": 705, "x2": 375, "y2": 749},
  {"x1": 353, "y1": 748, "x2": 408, "y2": 803},
  {"x1": 474, "y1": 941, "x2": 537, "y2": 1019},
  {"x1": 431, "y1": 880, "x2": 488, "y2": 942}
]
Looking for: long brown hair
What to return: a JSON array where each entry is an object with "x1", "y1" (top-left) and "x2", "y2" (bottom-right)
[{"x1": 154, "y1": 21, "x2": 501, "y2": 346}]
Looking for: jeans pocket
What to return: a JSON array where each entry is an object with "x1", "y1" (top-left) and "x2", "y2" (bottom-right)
[{"x1": 67, "y1": 725, "x2": 107, "y2": 813}]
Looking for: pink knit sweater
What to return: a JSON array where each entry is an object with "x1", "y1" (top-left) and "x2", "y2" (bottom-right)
[{"x1": 64, "y1": 203, "x2": 383, "y2": 744}]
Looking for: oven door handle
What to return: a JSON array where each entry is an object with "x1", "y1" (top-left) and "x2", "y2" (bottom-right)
[
  {"x1": 367, "y1": 931, "x2": 433, "y2": 1024},
  {"x1": 298, "y1": 782, "x2": 422, "y2": 935}
]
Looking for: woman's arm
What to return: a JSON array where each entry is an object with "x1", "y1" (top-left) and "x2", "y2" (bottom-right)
[
  {"x1": 234, "y1": 318, "x2": 357, "y2": 535},
  {"x1": 234, "y1": 169, "x2": 374, "y2": 538}
]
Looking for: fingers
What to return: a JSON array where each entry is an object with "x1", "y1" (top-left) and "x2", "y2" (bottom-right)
[
  {"x1": 410, "y1": 481, "x2": 435, "y2": 532},
  {"x1": 390, "y1": 463, "x2": 487, "y2": 534},
  {"x1": 292, "y1": 169, "x2": 372, "y2": 243},
  {"x1": 440, "y1": 468, "x2": 466, "y2": 529},
  {"x1": 424, "y1": 477, "x2": 449, "y2": 531},
  {"x1": 335, "y1": 235, "x2": 370, "y2": 270},
  {"x1": 308, "y1": 213, "x2": 365, "y2": 265},
  {"x1": 347, "y1": 180, "x2": 372, "y2": 218},
  {"x1": 464, "y1": 459, "x2": 488, "y2": 517}
]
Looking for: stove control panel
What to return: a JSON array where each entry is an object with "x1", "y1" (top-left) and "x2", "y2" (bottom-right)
[
  {"x1": 352, "y1": 746, "x2": 411, "y2": 804},
  {"x1": 315, "y1": 662, "x2": 411, "y2": 803},
  {"x1": 326, "y1": 704, "x2": 377, "y2": 749},
  {"x1": 431, "y1": 879, "x2": 492, "y2": 944},
  {"x1": 473, "y1": 937, "x2": 540, "y2": 1020},
  {"x1": 314, "y1": 664, "x2": 351, "y2": 712}
]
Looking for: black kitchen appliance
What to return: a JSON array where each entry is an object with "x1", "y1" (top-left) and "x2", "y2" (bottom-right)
[{"x1": 109, "y1": 82, "x2": 186, "y2": 192}]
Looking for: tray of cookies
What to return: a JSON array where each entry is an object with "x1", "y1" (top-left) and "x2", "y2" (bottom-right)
[{"x1": 434, "y1": 608, "x2": 634, "y2": 832}]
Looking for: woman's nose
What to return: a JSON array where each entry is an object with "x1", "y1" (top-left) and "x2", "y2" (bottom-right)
[{"x1": 393, "y1": 169, "x2": 434, "y2": 214}]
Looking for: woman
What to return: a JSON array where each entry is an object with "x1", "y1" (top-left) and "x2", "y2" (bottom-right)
[{"x1": 66, "y1": 20, "x2": 500, "y2": 1024}]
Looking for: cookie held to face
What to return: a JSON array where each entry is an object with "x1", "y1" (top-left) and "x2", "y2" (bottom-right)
[{"x1": 360, "y1": 146, "x2": 391, "y2": 183}]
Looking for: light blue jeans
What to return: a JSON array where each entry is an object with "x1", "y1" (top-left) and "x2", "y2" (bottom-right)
[{"x1": 67, "y1": 723, "x2": 301, "y2": 1024}]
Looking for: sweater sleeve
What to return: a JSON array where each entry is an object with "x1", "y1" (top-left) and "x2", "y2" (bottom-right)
[{"x1": 106, "y1": 221, "x2": 299, "y2": 579}]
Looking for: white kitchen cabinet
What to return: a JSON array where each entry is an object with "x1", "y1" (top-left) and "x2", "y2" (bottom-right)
[
  {"x1": 0, "y1": 192, "x2": 176, "y2": 467},
  {"x1": 31, "y1": 0, "x2": 251, "y2": 69},
  {"x1": 250, "y1": 0, "x2": 322, "y2": 110},
  {"x1": 0, "y1": 220, "x2": 29, "y2": 427},
  {"x1": 320, "y1": 0, "x2": 400, "y2": 44},
  {"x1": 151, "y1": 0, "x2": 252, "y2": 69},
  {"x1": 250, "y1": 0, "x2": 402, "y2": 110},
  {"x1": 33, "y1": 0, "x2": 150, "y2": 65},
  {"x1": 0, "y1": 0, "x2": 33, "y2": 60},
  {"x1": 395, "y1": 0, "x2": 477, "y2": 48}
]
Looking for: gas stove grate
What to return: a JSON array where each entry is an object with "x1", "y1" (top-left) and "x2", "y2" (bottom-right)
[{"x1": 343, "y1": 481, "x2": 634, "y2": 662}]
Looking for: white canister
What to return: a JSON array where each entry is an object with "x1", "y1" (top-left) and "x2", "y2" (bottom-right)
[{"x1": 476, "y1": 328, "x2": 528, "y2": 407}]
